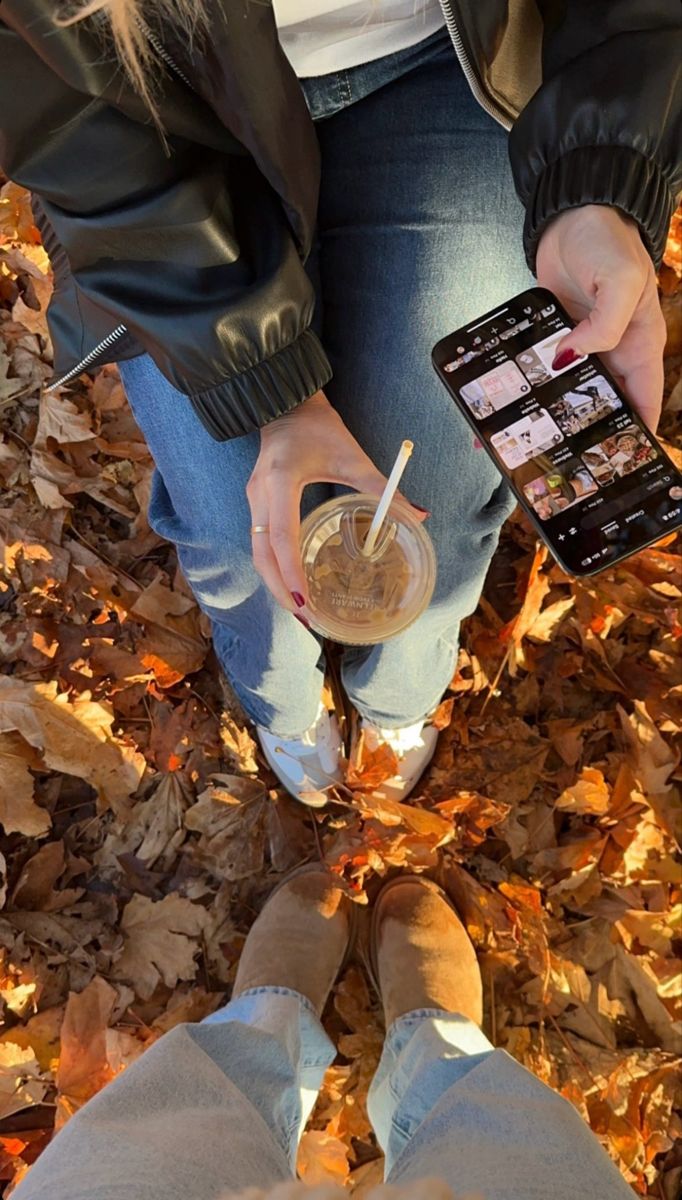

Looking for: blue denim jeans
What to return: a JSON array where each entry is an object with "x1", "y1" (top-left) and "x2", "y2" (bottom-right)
[
  {"x1": 119, "y1": 30, "x2": 531, "y2": 737},
  {"x1": 15, "y1": 989, "x2": 633, "y2": 1200}
]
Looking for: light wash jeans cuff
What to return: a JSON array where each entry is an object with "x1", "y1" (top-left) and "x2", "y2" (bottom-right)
[
  {"x1": 225, "y1": 986, "x2": 320, "y2": 1020},
  {"x1": 200, "y1": 985, "x2": 335, "y2": 1167},
  {"x1": 202, "y1": 986, "x2": 332, "y2": 1067},
  {"x1": 384, "y1": 1008, "x2": 494, "y2": 1058},
  {"x1": 369, "y1": 1009, "x2": 495, "y2": 1175}
]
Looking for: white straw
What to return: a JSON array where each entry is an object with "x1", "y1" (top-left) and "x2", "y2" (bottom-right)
[{"x1": 362, "y1": 439, "x2": 414, "y2": 557}]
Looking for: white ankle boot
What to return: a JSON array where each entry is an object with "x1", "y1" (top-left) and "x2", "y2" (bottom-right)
[
  {"x1": 257, "y1": 704, "x2": 343, "y2": 806},
  {"x1": 360, "y1": 717, "x2": 439, "y2": 801}
]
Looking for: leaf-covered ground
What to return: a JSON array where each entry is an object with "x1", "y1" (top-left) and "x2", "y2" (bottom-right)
[{"x1": 0, "y1": 180, "x2": 680, "y2": 1197}]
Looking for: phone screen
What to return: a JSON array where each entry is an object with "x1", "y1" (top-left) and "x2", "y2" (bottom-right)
[{"x1": 432, "y1": 287, "x2": 682, "y2": 576}]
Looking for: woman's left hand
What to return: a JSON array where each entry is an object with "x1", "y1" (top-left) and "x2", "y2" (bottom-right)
[{"x1": 536, "y1": 205, "x2": 667, "y2": 431}]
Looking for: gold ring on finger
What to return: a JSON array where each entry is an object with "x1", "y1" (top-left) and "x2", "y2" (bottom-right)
[{"x1": 250, "y1": 525, "x2": 269, "y2": 534}]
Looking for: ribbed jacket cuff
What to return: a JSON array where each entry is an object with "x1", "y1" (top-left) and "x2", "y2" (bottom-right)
[
  {"x1": 188, "y1": 328, "x2": 333, "y2": 440},
  {"x1": 523, "y1": 145, "x2": 675, "y2": 273}
]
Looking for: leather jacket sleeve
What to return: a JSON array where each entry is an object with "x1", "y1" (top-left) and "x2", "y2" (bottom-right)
[
  {"x1": 2, "y1": 2, "x2": 680, "y2": 446},
  {"x1": 509, "y1": 1, "x2": 682, "y2": 271},
  {"x1": 0, "y1": 15, "x2": 331, "y2": 441}
]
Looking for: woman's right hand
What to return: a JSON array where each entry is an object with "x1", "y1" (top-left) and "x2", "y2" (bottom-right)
[{"x1": 246, "y1": 391, "x2": 426, "y2": 612}]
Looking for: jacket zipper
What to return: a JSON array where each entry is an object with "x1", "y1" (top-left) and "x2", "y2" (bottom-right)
[
  {"x1": 48, "y1": 324, "x2": 128, "y2": 391},
  {"x1": 137, "y1": 19, "x2": 197, "y2": 92},
  {"x1": 146, "y1": 5, "x2": 509, "y2": 129},
  {"x1": 48, "y1": 16, "x2": 506, "y2": 392},
  {"x1": 437, "y1": 0, "x2": 510, "y2": 130},
  {"x1": 47, "y1": 29, "x2": 192, "y2": 391}
]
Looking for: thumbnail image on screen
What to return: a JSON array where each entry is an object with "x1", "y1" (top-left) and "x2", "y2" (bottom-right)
[
  {"x1": 580, "y1": 424, "x2": 658, "y2": 486},
  {"x1": 548, "y1": 376, "x2": 622, "y2": 435},
  {"x1": 490, "y1": 408, "x2": 564, "y2": 468},
  {"x1": 459, "y1": 361, "x2": 530, "y2": 419},
  {"x1": 515, "y1": 328, "x2": 587, "y2": 387},
  {"x1": 523, "y1": 459, "x2": 599, "y2": 521},
  {"x1": 444, "y1": 348, "x2": 484, "y2": 372}
]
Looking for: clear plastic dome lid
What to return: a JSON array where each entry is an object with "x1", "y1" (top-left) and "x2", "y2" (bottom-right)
[{"x1": 300, "y1": 494, "x2": 437, "y2": 645}]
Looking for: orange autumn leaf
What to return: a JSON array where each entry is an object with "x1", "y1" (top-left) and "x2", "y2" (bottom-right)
[
  {"x1": 55, "y1": 977, "x2": 145, "y2": 1129},
  {"x1": 555, "y1": 766, "x2": 611, "y2": 815},
  {"x1": 297, "y1": 1130, "x2": 350, "y2": 1187},
  {"x1": 499, "y1": 878, "x2": 544, "y2": 915},
  {"x1": 345, "y1": 738, "x2": 400, "y2": 791},
  {"x1": 435, "y1": 791, "x2": 510, "y2": 845},
  {"x1": 0, "y1": 180, "x2": 41, "y2": 243},
  {"x1": 0, "y1": 1137, "x2": 28, "y2": 1157},
  {"x1": 498, "y1": 542, "x2": 550, "y2": 673},
  {"x1": 55, "y1": 977, "x2": 119, "y2": 1126},
  {"x1": 354, "y1": 792, "x2": 454, "y2": 843}
]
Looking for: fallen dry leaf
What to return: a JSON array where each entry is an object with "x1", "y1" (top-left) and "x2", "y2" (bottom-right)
[
  {"x1": 618, "y1": 701, "x2": 679, "y2": 795},
  {"x1": 0, "y1": 732, "x2": 50, "y2": 838},
  {"x1": 10, "y1": 840, "x2": 78, "y2": 912},
  {"x1": 555, "y1": 767, "x2": 611, "y2": 815},
  {"x1": 297, "y1": 1129, "x2": 350, "y2": 1187},
  {"x1": 184, "y1": 776, "x2": 268, "y2": 880},
  {"x1": 346, "y1": 738, "x2": 400, "y2": 792},
  {"x1": 112, "y1": 893, "x2": 207, "y2": 1000},
  {"x1": 0, "y1": 1005, "x2": 64, "y2": 1073},
  {"x1": 0, "y1": 678, "x2": 146, "y2": 819},
  {"x1": 498, "y1": 542, "x2": 550, "y2": 673},
  {"x1": 0, "y1": 1043, "x2": 47, "y2": 1121},
  {"x1": 34, "y1": 391, "x2": 94, "y2": 446},
  {"x1": 54, "y1": 976, "x2": 117, "y2": 1123}
]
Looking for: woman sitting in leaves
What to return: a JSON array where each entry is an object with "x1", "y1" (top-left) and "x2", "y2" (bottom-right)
[{"x1": 0, "y1": 0, "x2": 679, "y2": 805}]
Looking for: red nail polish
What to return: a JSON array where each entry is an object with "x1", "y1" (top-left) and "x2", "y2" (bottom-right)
[
  {"x1": 473, "y1": 438, "x2": 483, "y2": 450},
  {"x1": 293, "y1": 612, "x2": 310, "y2": 629},
  {"x1": 552, "y1": 348, "x2": 579, "y2": 371},
  {"x1": 412, "y1": 504, "x2": 431, "y2": 516},
  {"x1": 291, "y1": 592, "x2": 306, "y2": 608}
]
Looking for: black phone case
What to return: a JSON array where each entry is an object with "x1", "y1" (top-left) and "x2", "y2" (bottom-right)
[{"x1": 432, "y1": 286, "x2": 681, "y2": 578}]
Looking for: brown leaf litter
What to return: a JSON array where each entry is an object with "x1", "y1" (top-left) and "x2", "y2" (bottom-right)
[{"x1": 0, "y1": 179, "x2": 680, "y2": 1197}]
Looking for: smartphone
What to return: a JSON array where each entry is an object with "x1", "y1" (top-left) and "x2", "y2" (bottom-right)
[{"x1": 432, "y1": 287, "x2": 682, "y2": 577}]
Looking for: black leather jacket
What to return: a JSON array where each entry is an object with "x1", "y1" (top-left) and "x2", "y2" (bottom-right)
[{"x1": 0, "y1": 1, "x2": 680, "y2": 439}]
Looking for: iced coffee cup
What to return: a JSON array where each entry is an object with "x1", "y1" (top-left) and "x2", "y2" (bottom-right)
[{"x1": 300, "y1": 493, "x2": 436, "y2": 645}]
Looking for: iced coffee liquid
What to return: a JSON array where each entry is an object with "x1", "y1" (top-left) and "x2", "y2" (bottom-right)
[
  {"x1": 300, "y1": 497, "x2": 436, "y2": 645},
  {"x1": 310, "y1": 514, "x2": 412, "y2": 628}
]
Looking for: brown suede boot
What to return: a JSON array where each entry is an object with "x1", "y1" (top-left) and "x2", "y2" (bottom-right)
[
  {"x1": 233, "y1": 865, "x2": 354, "y2": 1015},
  {"x1": 369, "y1": 876, "x2": 483, "y2": 1028}
]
